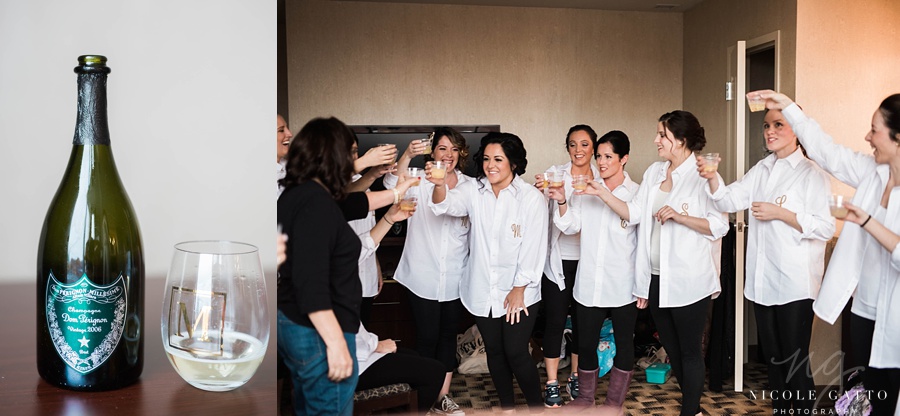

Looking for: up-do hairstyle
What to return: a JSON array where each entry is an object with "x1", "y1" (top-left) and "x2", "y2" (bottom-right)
[
  {"x1": 565, "y1": 125, "x2": 598, "y2": 148},
  {"x1": 596, "y1": 130, "x2": 631, "y2": 160},
  {"x1": 879, "y1": 93, "x2": 900, "y2": 143},
  {"x1": 429, "y1": 127, "x2": 470, "y2": 171},
  {"x1": 280, "y1": 117, "x2": 355, "y2": 200},
  {"x1": 659, "y1": 110, "x2": 706, "y2": 152},
  {"x1": 474, "y1": 132, "x2": 528, "y2": 180}
]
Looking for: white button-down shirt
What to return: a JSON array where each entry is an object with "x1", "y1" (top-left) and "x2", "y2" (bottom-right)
[
  {"x1": 542, "y1": 162, "x2": 601, "y2": 291},
  {"x1": 349, "y1": 174, "x2": 379, "y2": 298},
  {"x1": 555, "y1": 173, "x2": 640, "y2": 307},
  {"x1": 431, "y1": 175, "x2": 548, "y2": 318},
  {"x1": 383, "y1": 171, "x2": 473, "y2": 301},
  {"x1": 783, "y1": 104, "x2": 900, "y2": 368},
  {"x1": 627, "y1": 156, "x2": 728, "y2": 308},
  {"x1": 355, "y1": 323, "x2": 386, "y2": 374},
  {"x1": 708, "y1": 148, "x2": 835, "y2": 306}
]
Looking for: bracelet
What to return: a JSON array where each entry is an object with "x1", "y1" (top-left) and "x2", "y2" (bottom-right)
[
  {"x1": 861, "y1": 215, "x2": 871, "y2": 228},
  {"x1": 385, "y1": 217, "x2": 395, "y2": 225},
  {"x1": 558, "y1": 199, "x2": 567, "y2": 206},
  {"x1": 392, "y1": 188, "x2": 400, "y2": 205}
]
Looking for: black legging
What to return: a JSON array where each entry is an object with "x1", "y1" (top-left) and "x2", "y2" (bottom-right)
[
  {"x1": 575, "y1": 301, "x2": 638, "y2": 372},
  {"x1": 356, "y1": 347, "x2": 446, "y2": 412},
  {"x1": 540, "y1": 259, "x2": 579, "y2": 359},
  {"x1": 649, "y1": 274, "x2": 710, "y2": 416},
  {"x1": 475, "y1": 312, "x2": 543, "y2": 410},
  {"x1": 851, "y1": 313, "x2": 900, "y2": 416},
  {"x1": 407, "y1": 293, "x2": 464, "y2": 372},
  {"x1": 754, "y1": 299, "x2": 815, "y2": 412}
]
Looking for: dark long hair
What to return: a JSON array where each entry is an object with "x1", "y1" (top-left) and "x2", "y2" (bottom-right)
[
  {"x1": 428, "y1": 127, "x2": 470, "y2": 171},
  {"x1": 659, "y1": 110, "x2": 706, "y2": 152},
  {"x1": 279, "y1": 117, "x2": 355, "y2": 200},
  {"x1": 879, "y1": 94, "x2": 900, "y2": 143},
  {"x1": 474, "y1": 132, "x2": 527, "y2": 184}
]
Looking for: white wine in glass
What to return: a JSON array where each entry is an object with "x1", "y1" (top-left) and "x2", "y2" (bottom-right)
[{"x1": 162, "y1": 241, "x2": 270, "y2": 392}]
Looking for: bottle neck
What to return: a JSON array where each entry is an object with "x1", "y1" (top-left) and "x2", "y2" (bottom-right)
[{"x1": 74, "y1": 73, "x2": 110, "y2": 145}]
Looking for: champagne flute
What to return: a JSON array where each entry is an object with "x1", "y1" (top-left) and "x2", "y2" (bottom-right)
[{"x1": 162, "y1": 241, "x2": 270, "y2": 392}]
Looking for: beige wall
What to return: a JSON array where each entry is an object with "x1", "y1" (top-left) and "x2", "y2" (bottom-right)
[
  {"x1": 684, "y1": 0, "x2": 798, "y2": 184},
  {"x1": 795, "y1": 0, "x2": 900, "y2": 387},
  {"x1": 287, "y1": 0, "x2": 683, "y2": 179}
]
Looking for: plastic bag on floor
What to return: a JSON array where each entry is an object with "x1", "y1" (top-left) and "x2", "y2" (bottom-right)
[{"x1": 456, "y1": 324, "x2": 489, "y2": 374}]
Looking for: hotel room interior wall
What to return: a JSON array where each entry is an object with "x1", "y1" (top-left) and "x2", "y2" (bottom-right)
[
  {"x1": 286, "y1": 0, "x2": 682, "y2": 180},
  {"x1": 795, "y1": 0, "x2": 900, "y2": 387},
  {"x1": 683, "y1": 0, "x2": 798, "y2": 184}
]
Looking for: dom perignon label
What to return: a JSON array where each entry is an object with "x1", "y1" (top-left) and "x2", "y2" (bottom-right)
[{"x1": 45, "y1": 273, "x2": 127, "y2": 374}]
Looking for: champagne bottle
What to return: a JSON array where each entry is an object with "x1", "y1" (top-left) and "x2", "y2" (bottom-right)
[{"x1": 37, "y1": 55, "x2": 144, "y2": 391}]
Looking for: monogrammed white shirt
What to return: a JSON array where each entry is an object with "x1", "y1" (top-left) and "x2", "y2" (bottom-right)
[
  {"x1": 383, "y1": 171, "x2": 473, "y2": 301},
  {"x1": 783, "y1": 104, "x2": 900, "y2": 368},
  {"x1": 708, "y1": 148, "x2": 835, "y2": 306},
  {"x1": 431, "y1": 175, "x2": 548, "y2": 318},
  {"x1": 555, "y1": 173, "x2": 640, "y2": 307},
  {"x1": 627, "y1": 156, "x2": 728, "y2": 308},
  {"x1": 543, "y1": 162, "x2": 601, "y2": 291}
]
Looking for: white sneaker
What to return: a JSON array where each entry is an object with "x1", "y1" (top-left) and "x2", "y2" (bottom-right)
[{"x1": 427, "y1": 394, "x2": 465, "y2": 415}]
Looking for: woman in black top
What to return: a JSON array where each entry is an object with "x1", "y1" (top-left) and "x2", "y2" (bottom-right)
[{"x1": 277, "y1": 117, "x2": 414, "y2": 416}]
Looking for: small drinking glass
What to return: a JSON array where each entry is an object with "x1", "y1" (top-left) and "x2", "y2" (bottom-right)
[
  {"x1": 536, "y1": 172, "x2": 550, "y2": 190},
  {"x1": 400, "y1": 195, "x2": 418, "y2": 212},
  {"x1": 746, "y1": 93, "x2": 766, "y2": 112},
  {"x1": 829, "y1": 194, "x2": 848, "y2": 219},
  {"x1": 431, "y1": 161, "x2": 447, "y2": 179},
  {"x1": 162, "y1": 241, "x2": 269, "y2": 392},
  {"x1": 421, "y1": 132, "x2": 435, "y2": 155},
  {"x1": 548, "y1": 171, "x2": 564, "y2": 189},
  {"x1": 572, "y1": 175, "x2": 588, "y2": 192},
  {"x1": 701, "y1": 153, "x2": 719, "y2": 173},
  {"x1": 407, "y1": 167, "x2": 422, "y2": 186}
]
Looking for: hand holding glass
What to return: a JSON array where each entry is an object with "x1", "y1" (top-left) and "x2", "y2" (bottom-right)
[
  {"x1": 162, "y1": 241, "x2": 269, "y2": 392},
  {"x1": 572, "y1": 175, "x2": 588, "y2": 192}
]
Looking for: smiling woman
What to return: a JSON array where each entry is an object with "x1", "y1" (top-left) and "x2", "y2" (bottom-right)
[{"x1": 428, "y1": 132, "x2": 549, "y2": 412}]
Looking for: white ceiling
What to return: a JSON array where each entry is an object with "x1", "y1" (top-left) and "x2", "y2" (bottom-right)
[{"x1": 335, "y1": 0, "x2": 706, "y2": 12}]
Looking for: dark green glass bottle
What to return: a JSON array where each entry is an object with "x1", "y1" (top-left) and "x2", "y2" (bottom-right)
[{"x1": 37, "y1": 55, "x2": 144, "y2": 391}]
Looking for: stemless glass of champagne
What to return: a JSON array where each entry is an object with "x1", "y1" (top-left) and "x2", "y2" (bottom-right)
[{"x1": 162, "y1": 241, "x2": 270, "y2": 392}]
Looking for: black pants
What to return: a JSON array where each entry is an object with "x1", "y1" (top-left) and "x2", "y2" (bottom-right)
[
  {"x1": 356, "y1": 347, "x2": 446, "y2": 412},
  {"x1": 540, "y1": 259, "x2": 579, "y2": 359},
  {"x1": 754, "y1": 299, "x2": 815, "y2": 412},
  {"x1": 407, "y1": 293, "x2": 464, "y2": 372},
  {"x1": 475, "y1": 312, "x2": 543, "y2": 410},
  {"x1": 851, "y1": 313, "x2": 900, "y2": 416},
  {"x1": 649, "y1": 274, "x2": 710, "y2": 416},
  {"x1": 575, "y1": 301, "x2": 638, "y2": 372},
  {"x1": 360, "y1": 296, "x2": 374, "y2": 328}
]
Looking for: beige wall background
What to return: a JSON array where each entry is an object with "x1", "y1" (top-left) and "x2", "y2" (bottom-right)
[
  {"x1": 287, "y1": 0, "x2": 683, "y2": 179},
  {"x1": 684, "y1": 0, "x2": 798, "y2": 184}
]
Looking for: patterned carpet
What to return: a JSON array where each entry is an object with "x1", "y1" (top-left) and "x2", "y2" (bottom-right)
[{"x1": 438, "y1": 362, "x2": 838, "y2": 414}]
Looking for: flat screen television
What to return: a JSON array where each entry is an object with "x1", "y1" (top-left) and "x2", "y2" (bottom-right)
[{"x1": 350, "y1": 125, "x2": 500, "y2": 237}]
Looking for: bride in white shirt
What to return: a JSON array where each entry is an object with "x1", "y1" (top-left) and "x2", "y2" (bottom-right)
[{"x1": 428, "y1": 132, "x2": 549, "y2": 413}]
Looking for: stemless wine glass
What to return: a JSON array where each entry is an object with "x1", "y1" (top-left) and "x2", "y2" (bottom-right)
[{"x1": 161, "y1": 241, "x2": 270, "y2": 392}]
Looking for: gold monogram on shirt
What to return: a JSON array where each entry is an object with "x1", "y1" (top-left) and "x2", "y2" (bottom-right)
[
  {"x1": 680, "y1": 203, "x2": 689, "y2": 215},
  {"x1": 461, "y1": 216, "x2": 470, "y2": 229},
  {"x1": 511, "y1": 224, "x2": 522, "y2": 238}
]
